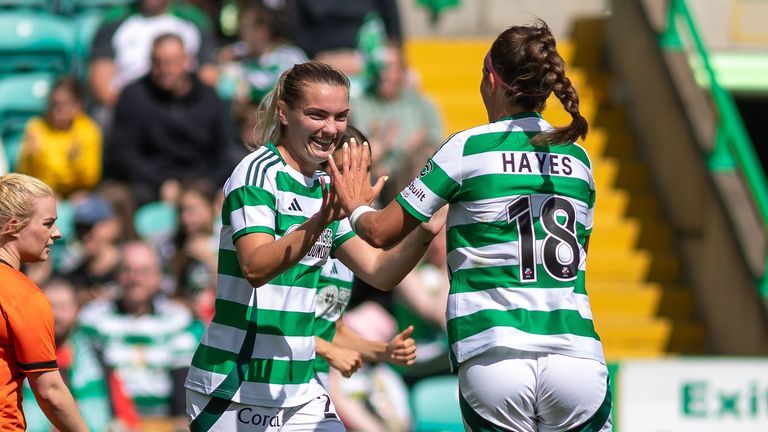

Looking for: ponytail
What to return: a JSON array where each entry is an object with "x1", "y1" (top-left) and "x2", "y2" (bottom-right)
[{"x1": 489, "y1": 20, "x2": 588, "y2": 146}]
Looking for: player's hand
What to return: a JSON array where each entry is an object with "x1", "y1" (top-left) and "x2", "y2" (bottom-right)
[
  {"x1": 318, "y1": 176, "x2": 345, "y2": 224},
  {"x1": 383, "y1": 325, "x2": 417, "y2": 367},
  {"x1": 327, "y1": 345, "x2": 363, "y2": 378},
  {"x1": 327, "y1": 138, "x2": 387, "y2": 215},
  {"x1": 421, "y1": 205, "x2": 448, "y2": 236}
]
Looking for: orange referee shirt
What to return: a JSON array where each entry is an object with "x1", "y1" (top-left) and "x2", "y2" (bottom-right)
[{"x1": 0, "y1": 263, "x2": 58, "y2": 430}]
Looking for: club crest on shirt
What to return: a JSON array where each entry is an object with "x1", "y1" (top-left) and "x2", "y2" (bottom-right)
[{"x1": 419, "y1": 160, "x2": 433, "y2": 177}]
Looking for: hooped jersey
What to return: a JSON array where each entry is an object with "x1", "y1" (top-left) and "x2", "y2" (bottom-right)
[
  {"x1": 185, "y1": 144, "x2": 355, "y2": 407},
  {"x1": 395, "y1": 112, "x2": 604, "y2": 367},
  {"x1": 313, "y1": 259, "x2": 355, "y2": 374}
]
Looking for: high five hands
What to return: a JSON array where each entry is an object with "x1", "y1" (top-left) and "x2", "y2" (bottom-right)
[{"x1": 326, "y1": 137, "x2": 388, "y2": 215}]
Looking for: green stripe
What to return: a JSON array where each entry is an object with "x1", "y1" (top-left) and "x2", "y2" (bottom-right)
[
  {"x1": 212, "y1": 299, "x2": 314, "y2": 336},
  {"x1": 313, "y1": 357, "x2": 330, "y2": 373},
  {"x1": 190, "y1": 396, "x2": 230, "y2": 432},
  {"x1": 275, "y1": 171, "x2": 322, "y2": 198},
  {"x1": 447, "y1": 308, "x2": 600, "y2": 344},
  {"x1": 396, "y1": 195, "x2": 430, "y2": 222},
  {"x1": 450, "y1": 264, "x2": 586, "y2": 292},
  {"x1": 276, "y1": 214, "x2": 311, "y2": 234},
  {"x1": 460, "y1": 174, "x2": 593, "y2": 205},
  {"x1": 420, "y1": 159, "x2": 461, "y2": 202},
  {"x1": 232, "y1": 225, "x2": 275, "y2": 242},
  {"x1": 191, "y1": 344, "x2": 315, "y2": 384},
  {"x1": 221, "y1": 186, "x2": 276, "y2": 224},
  {"x1": 446, "y1": 220, "x2": 589, "y2": 252},
  {"x1": 332, "y1": 230, "x2": 356, "y2": 251},
  {"x1": 259, "y1": 159, "x2": 283, "y2": 188}
]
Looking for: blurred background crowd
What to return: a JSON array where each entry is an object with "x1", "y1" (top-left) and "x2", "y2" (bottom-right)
[
  {"x1": 3, "y1": 0, "x2": 768, "y2": 431},
  {"x1": 0, "y1": 0, "x2": 448, "y2": 431}
]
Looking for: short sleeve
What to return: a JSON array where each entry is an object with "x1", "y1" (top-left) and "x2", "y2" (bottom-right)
[
  {"x1": 221, "y1": 184, "x2": 277, "y2": 242},
  {"x1": 331, "y1": 218, "x2": 355, "y2": 253},
  {"x1": 396, "y1": 135, "x2": 463, "y2": 222},
  {"x1": 10, "y1": 292, "x2": 57, "y2": 373}
]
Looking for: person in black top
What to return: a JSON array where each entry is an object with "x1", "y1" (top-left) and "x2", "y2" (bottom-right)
[{"x1": 106, "y1": 33, "x2": 233, "y2": 205}]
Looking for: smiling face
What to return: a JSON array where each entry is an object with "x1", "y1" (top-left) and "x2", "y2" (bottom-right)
[
  {"x1": 278, "y1": 82, "x2": 349, "y2": 175},
  {"x1": 15, "y1": 195, "x2": 60, "y2": 263}
]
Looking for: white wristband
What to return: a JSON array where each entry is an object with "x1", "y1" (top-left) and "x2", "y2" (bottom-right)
[{"x1": 349, "y1": 205, "x2": 375, "y2": 232}]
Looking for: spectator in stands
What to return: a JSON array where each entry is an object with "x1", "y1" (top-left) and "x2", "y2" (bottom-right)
[
  {"x1": 167, "y1": 178, "x2": 219, "y2": 322},
  {"x1": 22, "y1": 278, "x2": 119, "y2": 432},
  {"x1": 78, "y1": 241, "x2": 203, "y2": 423},
  {"x1": 89, "y1": 0, "x2": 218, "y2": 129},
  {"x1": 61, "y1": 194, "x2": 122, "y2": 305},
  {"x1": 216, "y1": 1, "x2": 307, "y2": 147},
  {"x1": 351, "y1": 45, "x2": 443, "y2": 202},
  {"x1": 16, "y1": 77, "x2": 102, "y2": 199},
  {"x1": 106, "y1": 33, "x2": 232, "y2": 205},
  {"x1": 290, "y1": 0, "x2": 402, "y2": 71}
]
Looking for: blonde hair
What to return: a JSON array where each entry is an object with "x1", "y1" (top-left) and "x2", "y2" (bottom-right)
[
  {"x1": 249, "y1": 61, "x2": 350, "y2": 152},
  {"x1": 0, "y1": 173, "x2": 54, "y2": 234}
]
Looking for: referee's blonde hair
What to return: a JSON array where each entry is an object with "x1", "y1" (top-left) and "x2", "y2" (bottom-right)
[
  {"x1": 487, "y1": 20, "x2": 588, "y2": 146},
  {"x1": 250, "y1": 61, "x2": 350, "y2": 151},
  {"x1": 0, "y1": 174, "x2": 54, "y2": 234}
]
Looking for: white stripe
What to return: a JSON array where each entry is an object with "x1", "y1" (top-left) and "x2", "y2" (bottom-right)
[
  {"x1": 219, "y1": 226, "x2": 235, "y2": 251},
  {"x1": 449, "y1": 287, "x2": 593, "y2": 320},
  {"x1": 229, "y1": 205, "x2": 275, "y2": 234},
  {"x1": 451, "y1": 326, "x2": 605, "y2": 365},
  {"x1": 399, "y1": 177, "x2": 448, "y2": 219},
  {"x1": 253, "y1": 154, "x2": 281, "y2": 186},
  {"x1": 255, "y1": 284, "x2": 316, "y2": 313},
  {"x1": 278, "y1": 192, "x2": 321, "y2": 216},
  {"x1": 230, "y1": 378, "x2": 325, "y2": 407},
  {"x1": 202, "y1": 322, "x2": 315, "y2": 361},
  {"x1": 215, "y1": 274, "x2": 255, "y2": 305},
  {"x1": 225, "y1": 148, "x2": 273, "y2": 191},
  {"x1": 462, "y1": 150, "x2": 592, "y2": 185}
]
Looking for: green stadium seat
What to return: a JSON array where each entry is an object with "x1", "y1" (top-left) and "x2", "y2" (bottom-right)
[
  {"x1": 0, "y1": 0, "x2": 52, "y2": 11},
  {"x1": 0, "y1": 72, "x2": 54, "y2": 171},
  {"x1": 0, "y1": 11, "x2": 75, "y2": 75},
  {"x1": 58, "y1": 0, "x2": 132, "y2": 15},
  {"x1": 410, "y1": 375, "x2": 465, "y2": 432},
  {"x1": 134, "y1": 201, "x2": 178, "y2": 241}
]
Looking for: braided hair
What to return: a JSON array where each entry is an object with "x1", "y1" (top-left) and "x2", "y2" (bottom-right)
[{"x1": 487, "y1": 20, "x2": 588, "y2": 146}]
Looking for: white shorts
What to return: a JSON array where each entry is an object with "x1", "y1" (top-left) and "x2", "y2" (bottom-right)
[
  {"x1": 458, "y1": 347, "x2": 612, "y2": 432},
  {"x1": 187, "y1": 390, "x2": 345, "y2": 432}
]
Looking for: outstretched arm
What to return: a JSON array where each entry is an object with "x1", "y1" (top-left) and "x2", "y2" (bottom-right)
[
  {"x1": 328, "y1": 139, "x2": 418, "y2": 248},
  {"x1": 332, "y1": 320, "x2": 416, "y2": 366},
  {"x1": 334, "y1": 206, "x2": 446, "y2": 290}
]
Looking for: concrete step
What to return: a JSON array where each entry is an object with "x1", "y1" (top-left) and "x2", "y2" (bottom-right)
[
  {"x1": 588, "y1": 282, "x2": 695, "y2": 319},
  {"x1": 587, "y1": 249, "x2": 681, "y2": 282},
  {"x1": 596, "y1": 317, "x2": 707, "y2": 357},
  {"x1": 589, "y1": 217, "x2": 673, "y2": 251}
]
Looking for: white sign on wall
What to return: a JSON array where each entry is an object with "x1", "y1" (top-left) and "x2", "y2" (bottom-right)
[{"x1": 619, "y1": 359, "x2": 768, "y2": 432}]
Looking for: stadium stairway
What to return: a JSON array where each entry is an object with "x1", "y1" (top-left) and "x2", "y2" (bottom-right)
[{"x1": 404, "y1": 21, "x2": 707, "y2": 361}]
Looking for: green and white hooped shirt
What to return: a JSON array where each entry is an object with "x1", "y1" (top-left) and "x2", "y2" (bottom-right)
[
  {"x1": 184, "y1": 143, "x2": 355, "y2": 407},
  {"x1": 313, "y1": 258, "x2": 355, "y2": 374},
  {"x1": 395, "y1": 112, "x2": 605, "y2": 368}
]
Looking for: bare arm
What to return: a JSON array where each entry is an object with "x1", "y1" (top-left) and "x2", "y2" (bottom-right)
[
  {"x1": 236, "y1": 180, "x2": 342, "y2": 287},
  {"x1": 334, "y1": 204, "x2": 446, "y2": 290},
  {"x1": 332, "y1": 320, "x2": 416, "y2": 366},
  {"x1": 315, "y1": 336, "x2": 362, "y2": 378},
  {"x1": 27, "y1": 370, "x2": 88, "y2": 432}
]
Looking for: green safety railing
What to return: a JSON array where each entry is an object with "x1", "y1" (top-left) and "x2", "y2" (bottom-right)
[{"x1": 660, "y1": 0, "x2": 768, "y2": 298}]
